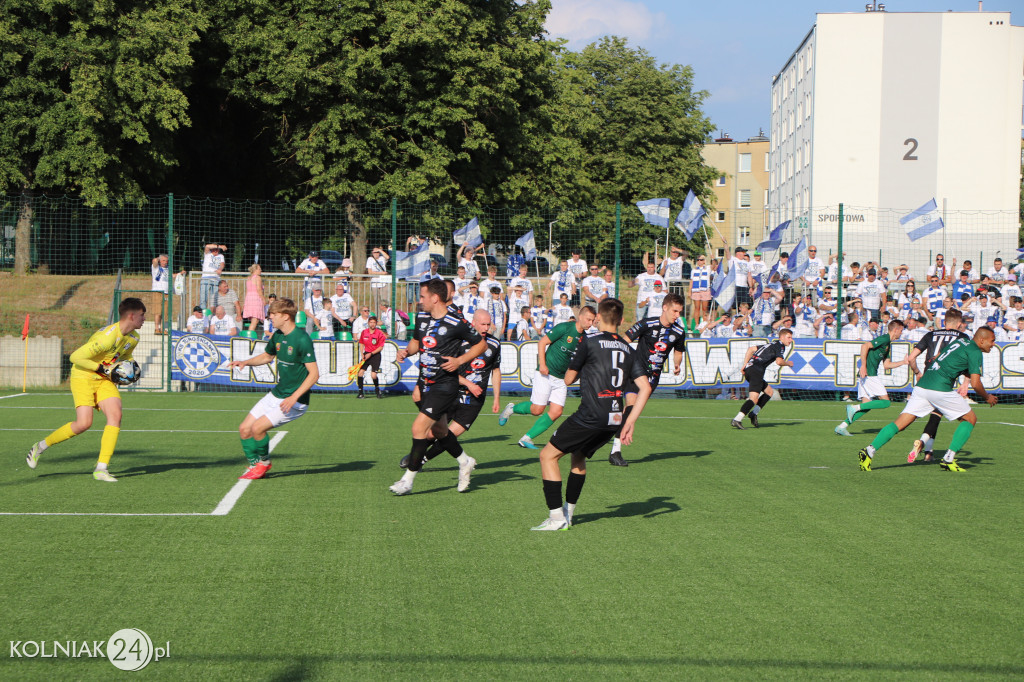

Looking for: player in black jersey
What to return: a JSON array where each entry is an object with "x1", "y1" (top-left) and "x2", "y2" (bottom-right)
[
  {"x1": 531, "y1": 298, "x2": 651, "y2": 531},
  {"x1": 904, "y1": 308, "x2": 970, "y2": 463},
  {"x1": 390, "y1": 279, "x2": 486, "y2": 495},
  {"x1": 607, "y1": 293, "x2": 686, "y2": 466},
  {"x1": 398, "y1": 310, "x2": 503, "y2": 491},
  {"x1": 731, "y1": 329, "x2": 794, "y2": 429}
]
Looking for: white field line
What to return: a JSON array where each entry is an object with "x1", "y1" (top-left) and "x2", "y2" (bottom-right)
[
  {"x1": 0, "y1": 432, "x2": 287, "y2": 518},
  {"x1": 0, "y1": 393, "x2": 28, "y2": 400},
  {"x1": 210, "y1": 431, "x2": 286, "y2": 516},
  {"x1": 0, "y1": 428, "x2": 240, "y2": 433}
]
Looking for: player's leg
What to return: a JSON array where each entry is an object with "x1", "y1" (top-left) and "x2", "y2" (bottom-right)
[
  {"x1": 609, "y1": 391, "x2": 637, "y2": 466},
  {"x1": 940, "y1": 412, "x2": 976, "y2": 471},
  {"x1": 356, "y1": 367, "x2": 366, "y2": 397},
  {"x1": 533, "y1": 442, "x2": 569, "y2": 530},
  {"x1": 859, "y1": 409, "x2": 918, "y2": 471},
  {"x1": 519, "y1": 374, "x2": 557, "y2": 448},
  {"x1": 909, "y1": 411, "x2": 943, "y2": 463},
  {"x1": 838, "y1": 382, "x2": 891, "y2": 436},
  {"x1": 564, "y1": 452, "x2": 588, "y2": 526},
  {"x1": 392, "y1": 410, "x2": 441, "y2": 494},
  {"x1": 747, "y1": 385, "x2": 774, "y2": 427},
  {"x1": 732, "y1": 372, "x2": 761, "y2": 429},
  {"x1": 87, "y1": 390, "x2": 124, "y2": 481}
]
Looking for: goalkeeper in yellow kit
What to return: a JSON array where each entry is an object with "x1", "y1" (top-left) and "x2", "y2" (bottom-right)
[{"x1": 25, "y1": 298, "x2": 147, "y2": 482}]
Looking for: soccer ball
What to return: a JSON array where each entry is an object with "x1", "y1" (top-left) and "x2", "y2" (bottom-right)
[{"x1": 110, "y1": 360, "x2": 141, "y2": 386}]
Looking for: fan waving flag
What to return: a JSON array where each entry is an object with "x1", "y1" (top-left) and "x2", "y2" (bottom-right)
[
  {"x1": 710, "y1": 258, "x2": 736, "y2": 311},
  {"x1": 786, "y1": 236, "x2": 809, "y2": 281},
  {"x1": 901, "y1": 199, "x2": 944, "y2": 242},
  {"x1": 454, "y1": 217, "x2": 483, "y2": 248},
  {"x1": 756, "y1": 220, "x2": 790, "y2": 251},
  {"x1": 636, "y1": 198, "x2": 671, "y2": 228},
  {"x1": 515, "y1": 230, "x2": 537, "y2": 261},
  {"x1": 674, "y1": 190, "x2": 705, "y2": 240},
  {"x1": 396, "y1": 240, "x2": 430, "y2": 280}
]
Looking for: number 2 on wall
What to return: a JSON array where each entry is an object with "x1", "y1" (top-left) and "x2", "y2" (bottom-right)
[{"x1": 903, "y1": 138, "x2": 918, "y2": 161}]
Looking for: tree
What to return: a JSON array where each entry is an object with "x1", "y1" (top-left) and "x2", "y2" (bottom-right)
[{"x1": 0, "y1": 0, "x2": 205, "y2": 273}]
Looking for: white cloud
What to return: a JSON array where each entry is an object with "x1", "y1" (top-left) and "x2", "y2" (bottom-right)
[{"x1": 546, "y1": 0, "x2": 666, "y2": 47}]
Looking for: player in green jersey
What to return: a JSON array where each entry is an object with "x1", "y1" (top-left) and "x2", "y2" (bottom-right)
[
  {"x1": 835, "y1": 320, "x2": 910, "y2": 436},
  {"x1": 497, "y1": 307, "x2": 597, "y2": 449},
  {"x1": 229, "y1": 298, "x2": 319, "y2": 480},
  {"x1": 858, "y1": 326, "x2": 997, "y2": 472}
]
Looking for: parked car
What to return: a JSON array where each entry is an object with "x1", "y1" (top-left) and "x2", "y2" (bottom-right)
[{"x1": 318, "y1": 249, "x2": 345, "y2": 270}]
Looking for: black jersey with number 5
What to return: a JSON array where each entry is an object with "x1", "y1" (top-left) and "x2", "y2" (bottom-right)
[
  {"x1": 744, "y1": 340, "x2": 786, "y2": 370},
  {"x1": 567, "y1": 331, "x2": 647, "y2": 429},
  {"x1": 413, "y1": 313, "x2": 482, "y2": 387},
  {"x1": 916, "y1": 329, "x2": 969, "y2": 365}
]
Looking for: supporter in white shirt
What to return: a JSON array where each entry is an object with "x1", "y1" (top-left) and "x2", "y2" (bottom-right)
[
  {"x1": 185, "y1": 306, "x2": 209, "y2": 333},
  {"x1": 581, "y1": 265, "x2": 606, "y2": 304},
  {"x1": 456, "y1": 243, "x2": 481, "y2": 280},
  {"x1": 642, "y1": 281, "x2": 668, "y2": 318},
  {"x1": 506, "y1": 286, "x2": 530, "y2": 330},
  {"x1": 729, "y1": 247, "x2": 751, "y2": 306},
  {"x1": 330, "y1": 284, "x2": 356, "y2": 326},
  {"x1": 922, "y1": 276, "x2": 947, "y2": 315},
  {"x1": 567, "y1": 251, "x2": 588, "y2": 282},
  {"x1": 508, "y1": 264, "x2": 533, "y2": 296},
  {"x1": 365, "y1": 247, "x2": 390, "y2": 276},
  {"x1": 817, "y1": 287, "x2": 838, "y2": 314},
  {"x1": 969, "y1": 292, "x2": 998, "y2": 329},
  {"x1": 892, "y1": 264, "x2": 911, "y2": 282},
  {"x1": 551, "y1": 294, "x2": 573, "y2": 323},
  {"x1": 841, "y1": 313, "x2": 863, "y2": 341},
  {"x1": 602, "y1": 270, "x2": 618, "y2": 300},
  {"x1": 925, "y1": 254, "x2": 955, "y2": 285},
  {"x1": 960, "y1": 260, "x2": 981, "y2": 284},
  {"x1": 200, "y1": 243, "x2": 226, "y2": 309},
  {"x1": 804, "y1": 246, "x2": 825, "y2": 286},
  {"x1": 461, "y1": 283, "x2": 486, "y2": 318},
  {"x1": 548, "y1": 261, "x2": 577, "y2": 303},
  {"x1": 529, "y1": 296, "x2": 547, "y2": 336},
  {"x1": 352, "y1": 307, "x2": 371, "y2": 338},
  {"x1": 452, "y1": 267, "x2": 471, "y2": 308},
  {"x1": 314, "y1": 299, "x2": 336, "y2": 338},
  {"x1": 659, "y1": 247, "x2": 686, "y2": 288},
  {"x1": 747, "y1": 252, "x2": 769, "y2": 289},
  {"x1": 793, "y1": 295, "x2": 818, "y2": 337},
  {"x1": 1002, "y1": 296, "x2": 1024, "y2": 332},
  {"x1": 999, "y1": 277, "x2": 1022, "y2": 304},
  {"x1": 633, "y1": 261, "x2": 661, "y2": 320},
  {"x1": 1012, "y1": 262, "x2": 1024, "y2": 281},
  {"x1": 208, "y1": 306, "x2": 238, "y2": 336},
  {"x1": 896, "y1": 281, "x2": 923, "y2": 318},
  {"x1": 856, "y1": 269, "x2": 886, "y2": 320},
  {"x1": 1006, "y1": 317, "x2": 1024, "y2": 341},
  {"x1": 815, "y1": 312, "x2": 838, "y2": 339},
  {"x1": 825, "y1": 253, "x2": 852, "y2": 284},
  {"x1": 297, "y1": 251, "x2": 329, "y2": 298},
  {"x1": 479, "y1": 265, "x2": 504, "y2": 296},
  {"x1": 987, "y1": 258, "x2": 1009, "y2": 283},
  {"x1": 902, "y1": 316, "x2": 927, "y2": 343},
  {"x1": 515, "y1": 310, "x2": 535, "y2": 340}
]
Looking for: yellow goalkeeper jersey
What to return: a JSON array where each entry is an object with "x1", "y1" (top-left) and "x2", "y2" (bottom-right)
[{"x1": 69, "y1": 322, "x2": 139, "y2": 378}]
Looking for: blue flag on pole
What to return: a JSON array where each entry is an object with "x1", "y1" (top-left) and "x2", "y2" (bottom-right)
[
  {"x1": 396, "y1": 239, "x2": 431, "y2": 280},
  {"x1": 786, "y1": 236, "x2": 809, "y2": 281},
  {"x1": 900, "y1": 199, "x2": 944, "y2": 242},
  {"x1": 636, "y1": 198, "x2": 671, "y2": 228},
  {"x1": 674, "y1": 190, "x2": 706, "y2": 240},
  {"x1": 710, "y1": 258, "x2": 736, "y2": 311},
  {"x1": 515, "y1": 230, "x2": 537, "y2": 261},
  {"x1": 756, "y1": 220, "x2": 790, "y2": 251},
  {"x1": 454, "y1": 217, "x2": 483, "y2": 248}
]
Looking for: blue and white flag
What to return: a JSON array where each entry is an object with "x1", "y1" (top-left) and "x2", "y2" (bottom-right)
[
  {"x1": 756, "y1": 220, "x2": 790, "y2": 252},
  {"x1": 673, "y1": 190, "x2": 705, "y2": 240},
  {"x1": 514, "y1": 229, "x2": 537, "y2": 261},
  {"x1": 786, "y1": 236, "x2": 809, "y2": 281},
  {"x1": 396, "y1": 239, "x2": 430, "y2": 280},
  {"x1": 900, "y1": 199, "x2": 944, "y2": 242},
  {"x1": 711, "y1": 258, "x2": 736, "y2": 311},
  {"x1": 1016, "y1": 247, "x2": 1024, "y2": 259},
  {"x1": 454, "y1": 217, "x2": 483, "y2": 248},
  {"x1": 636, "y1": 198, "x2": 671, "y2": 228}
]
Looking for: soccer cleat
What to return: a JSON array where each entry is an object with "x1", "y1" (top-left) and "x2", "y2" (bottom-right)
[
  {"x1": 357, "y1": 391, "x2": 364, "y2": 399},
  {"x1": 749, "y1": 412, "x2": 759, "y2": 428},
  {"x1": 858, "y1": 448, "x2": 873, "y2": 471},
  {"x1": 940, "y1": 459, "x2": 966, "y2": 472},
  {"x1": 240, "y1": 461, "x2": 272, "y2": 479},
  {"x1": 376, "y1": 389, "x2": 383, "y2": 399},
  {"x1": 399, "y1": 454, "x2": 410, "y2": 469},
  {"x1": 92, "y1": 470, "x2": 118, "y2": 482},
  {"x1": 835, "y1": 425, "x2": 852, "y2": 437},
  {"x1": 563, "y1": 503, "x2": 574, "y2": 527},
  {"x1": 730, "y1": 419, "x2": 745, "y2": 430},
  {"x1": 924, "y1": 451, "x2": 933, "y2": 463},
  {"x1": 389, "y1": 479, "x2": 413, "y2": 495},
  {"x1": 26, "y1": 443, "x2": 41, "y2": 469},
  {"x1": 609, "y1": 451, "x2": 628, "y2": 467},
  {"x1": 498, "y1": 402, "x2": 515, "y2": 426},
  {"x1": 846, "y1": 404, "x2": 859, "y2": 423},
  {"x1": 518, "y1": 435, "x2": 539, "y2": 449},
  {"x1": 530, "y1": 516, "x2": 569, "y2": 531},
  {"x1": 907, "y1": 440, "x2": 924, "y2": 464},
  {"x1": 457, "y1": 456, "x2": 477, "y2": 492}
]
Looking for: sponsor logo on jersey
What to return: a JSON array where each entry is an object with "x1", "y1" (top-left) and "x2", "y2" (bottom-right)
[
  {"x1": 422, "y1": 336, "x2": 437, "y2": 349},
  {"x1": 470, "y1": 358, "x2": 486, "y2": 370},
  {"x1": 597, "y1": 389, "x2": 623, "y2": 398},
  {"x1": 654, "y1": 341, "x2": 668, "y2": 352}
]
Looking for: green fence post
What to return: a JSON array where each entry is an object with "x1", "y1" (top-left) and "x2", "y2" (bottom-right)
[
  {"x1": 166, "y1": 193, "x2": 174, "y2": 391},
  {"x1": 836, "y1": 203, "x2": 844, "y2": 402},
  {"x1": 614, "y1": 203, "x2": 621, "y2": 297},
  {"x1": 391, "y1": 197, "x2": 397, "y2": 337}
]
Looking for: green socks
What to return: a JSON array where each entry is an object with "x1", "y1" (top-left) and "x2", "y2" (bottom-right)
[
  {"x1": 512, "y1": 401, "x2": 534, "y2": 415},
  {"x1": 253, "y1": 435, "x2": 270, "y2": 462},
  {"x1": 948, "y1": 421, "x2": 974, "y2": 453},
  {"x1": 850, "y1": 399, "x2": 891, "y2": 423},
  {"x1": 526, "y1": 413, "x2": 555, "y2": 439},
  {"x1": 869, "y1": 422, "x2": 901, "y2": 451},
  {"x1": 241, "y1": 437, "x2": 258, "y2": 465}
]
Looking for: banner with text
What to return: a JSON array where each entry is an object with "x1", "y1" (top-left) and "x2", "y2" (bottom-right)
[{"x1": 171, "y1": 333, "x2": 1024, "y2": 393}]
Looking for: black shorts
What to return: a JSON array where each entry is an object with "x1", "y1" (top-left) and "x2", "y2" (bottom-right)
[
  {"x1": 549, "y1": 416, "x2": 619, "y2": 459},
  {"x1": 625, "y1": 371, "x2": 660, "y2": 395},
  {"x1": 362, "y1": 353, "x2": 382, "y2": 372},
  {"x1": 446, "y1": 400, "x2": 484, "y2": 431},
  {"x1": 418, "y1": 383, "x2": 459, "y2": 419},
  {"x1": 743, "y1": 366, "x2": 768, "y2": 394}
]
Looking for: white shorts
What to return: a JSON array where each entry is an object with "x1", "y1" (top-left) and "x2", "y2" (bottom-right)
[
  {"x1": 530, "y1": 372, "x2": 568, "y2": 407},
  {"x1": 857, "y1": 376, "x2": 887, "y2": 401},
  {"x1": 902, "y1": 386, "x2": 971, "y2": 421},
  {"x1": 248, "y1": 392, "x2": 309, "y2": 427}
]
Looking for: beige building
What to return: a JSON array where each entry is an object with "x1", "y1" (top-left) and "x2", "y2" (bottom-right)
[{"x1": 701, "y1": 133, "x2": 771, "y2": 264}]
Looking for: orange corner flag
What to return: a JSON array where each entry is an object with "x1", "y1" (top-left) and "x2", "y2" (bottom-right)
[{"x1": 21, "y1": 314, "x2": 30, "y2": 340}]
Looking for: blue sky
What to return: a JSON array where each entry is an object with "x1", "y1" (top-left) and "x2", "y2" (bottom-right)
[{"x1": 546, "y1": 0, "x2": 1022, "y2": 140}]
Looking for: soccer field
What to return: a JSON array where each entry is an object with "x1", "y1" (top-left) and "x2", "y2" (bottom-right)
[{"x1": 1, "y1": 391, "x2": 1022, "y2": 680}]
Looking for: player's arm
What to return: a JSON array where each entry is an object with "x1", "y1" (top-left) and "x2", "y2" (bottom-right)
[
  {"x1": 230, "y1": 351, "x2": 274, "y2": 369},
  {"x1": 858, "y1": 340, "x2": 872, "y2": 378},
  {"x1": 458, "y1": 374, "x2": 482, "y2": 397},
  {"x1": 443, "y1": 336, "x2": 487, "y2": 372},
  {"x1": 536, "y1": 333, "x2": 552, "y2": 375},
  {"x1": 70, "y1": 333, "x2": 118, "y2": 375},
  {"x1": 969, "y1": 373, "x2": 997, "y2": 406},
  {"x1": 905, "y1": 347, "x2": 923, "y2": 376},
  {"x1": 397, "y1": 337, "x2": 419, "y2": 361},
  {"x1": 741, "y1": 346, "x2": 756, "y2": 367},
  {"x1": 620, "y1": 374, "x2": 652, "y2": 445},
  {"x1": 490, "y1": 367, "x2": 502, "y2": 412}
]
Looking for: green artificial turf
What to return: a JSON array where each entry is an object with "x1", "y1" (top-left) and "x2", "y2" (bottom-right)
[{"x1": 0, "y1": 391, "x2": 1021, "y2": 680}]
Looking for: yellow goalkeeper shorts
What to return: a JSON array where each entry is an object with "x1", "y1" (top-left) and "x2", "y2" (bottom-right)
[{"x1": 70, "y1": 372, "x2": 120, "y2": 409}]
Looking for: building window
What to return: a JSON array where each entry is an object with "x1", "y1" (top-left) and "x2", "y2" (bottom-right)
[
  {"x1": 717, "y1": 248, "x2": 725, "y2": 260},
  {"x1": 738, "y1": 154, "x2": 751, "y2": 173},
  {"x1": 717, "y1": 175, "x2": 726, "y2": 186},
  {"x1": 765, "y1": 153, "x2": 770, "y2": 171},
  {"x1": 717, "y1": 211, "x2": 726, "y2": 222},
  {"x1": 738, "y1": 189, "x2": 751, "y2": 208},
  {"x1": 764, "y1": 189, "x2": 769, "y2": 205},
  {"x1": 738, "y1": 227, "x2": 750, "y2": 246}
]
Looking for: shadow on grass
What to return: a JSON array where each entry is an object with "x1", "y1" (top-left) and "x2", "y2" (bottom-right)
[
  {"x1": 633, "y1": 450, "x2": 712, "y2": 464},
  {"x1": 745, "y1": 421, "x2": 800, "y2": 428},
  {"x1": 113, "y1": 458, "x2": 243, "y2": 478},
  {"x1": 268, "y1": 461, "x2": 375, "y2": 478},
  {"x1": 874, "y1": 450, "x2": 991, "y2": 471},
  {"x1": 459, "y1": 435, "x2": 511, "y2": 445},
  {"x1": 576, "y1": 496, "x2": 681, "y2": 525}
]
